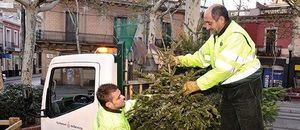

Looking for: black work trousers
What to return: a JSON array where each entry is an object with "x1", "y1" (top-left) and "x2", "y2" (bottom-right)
[{"x1": 220, "y1": 69, "x2": 264, "y2": 130}]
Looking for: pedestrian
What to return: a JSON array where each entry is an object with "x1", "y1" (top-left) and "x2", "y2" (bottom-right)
[
  {"x1": 93, "y1": 83, "x2": 135, "y2": 130},
  {"x1": 173, "y1": 4, "x2": 264, "y2": 130}
]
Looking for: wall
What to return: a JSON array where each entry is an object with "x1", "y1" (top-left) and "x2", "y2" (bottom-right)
[
  {"x1": 42, "y1": 3, "x2": 133, "y2": 36},
  {"x1": 242, "y1": 19, "x2": 293, "y2": 57},
  {"x1": 2, "y1": 20, "x2": 21, "y2": 76},
  {"x1": 41, "y1": 50, "x2": 60, "y2": 83},
  {"x1": 293, "y1": 17, "x2": 300, "y2": 57},
  {"x1": 163, "y1": 12, "x2": 185, "y2": 40},
  {"x1": 42, "y1": 2, "x2": 185, "y2": 41}
]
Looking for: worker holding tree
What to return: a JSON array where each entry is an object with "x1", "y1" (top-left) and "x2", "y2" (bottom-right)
[{"x1": 173, "y1": 4, "x2": 263, "y2": 130}]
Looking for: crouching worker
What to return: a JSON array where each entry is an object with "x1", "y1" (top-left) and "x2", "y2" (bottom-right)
[{"x1": 93, "y1": 83, "x2": 136, "y2": 130}]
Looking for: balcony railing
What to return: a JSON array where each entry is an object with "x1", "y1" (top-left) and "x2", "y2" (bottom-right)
[
  {"x1": 36, "y1": 30, "x2": 115, "y2": 44},
  {"x1": 260, "y1": 6, "x2": 293, "y2": 16},
  {"x1": 5, "y1": 41, "x2": 16, "y2": 51},
  {"x1": 257, "y1": 45, "x2": 282, "y2": 57}
]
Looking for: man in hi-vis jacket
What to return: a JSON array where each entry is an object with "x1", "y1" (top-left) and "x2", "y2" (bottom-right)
[
  {"x1": 93, "y1": 84, "x2": 135, "y2": 130},
  {"x1": 174, "y1": 4, "x2": 263, "y2": 130}
]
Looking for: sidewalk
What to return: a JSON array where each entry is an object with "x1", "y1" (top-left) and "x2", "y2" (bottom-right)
[
  {"x1": 272, "y1": 101, "x2": 300, "y2": 130},
  {"x1": 5, "y1": 73, "x2": 41, "y2": 81}
]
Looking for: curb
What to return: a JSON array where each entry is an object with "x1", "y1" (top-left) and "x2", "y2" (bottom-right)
[{"x1": 5, "y1": 74, "x2": 41, "y2": 81}]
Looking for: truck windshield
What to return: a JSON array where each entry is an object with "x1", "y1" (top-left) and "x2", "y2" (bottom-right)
[{"x1": 47, "y1": 67, "x2": 95, "y2": 117}]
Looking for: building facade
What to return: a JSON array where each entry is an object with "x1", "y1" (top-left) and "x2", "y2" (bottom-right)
[
  {"x1": 0, "y1": 2, "x2": 22, "y2": 77},
  {"x1": 230, "y1": 1, "x2": 300, "y2": 87},
  {"x1": 37, "y1": 1, "x2": 185, "y2": 83}
]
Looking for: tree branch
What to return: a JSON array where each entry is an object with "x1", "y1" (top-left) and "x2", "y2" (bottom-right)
[
  {"x1": 15, "y1": 0, "x2": 30, "y2": 7},
  {"x1": 183, "y1": 22, "x2": 197, "y2": 36},
  {"x1": 160, "y1": 6, "x2": 172, "y2": 18},
  {"x1": 37, "y1": 0, "x2": 60, "y2": 13},
  {"x1": 159, "y1": 0, "x2": 183, "y2": 18},
  {"x1": 151, "y1": 0, "x2": 167, "y2": 13},
  {"x1": 63, "y1": 1, "x2": 76, "y2": 25},
  {"x1": 285, "y1": 0, "x2": 300, "y2": 16},
  {"x1": 36, "y1": 0, "x2": 46, "y2": 7},
  {"x1": 171, "y1": 1, "x2": 183, "y2": 14}
]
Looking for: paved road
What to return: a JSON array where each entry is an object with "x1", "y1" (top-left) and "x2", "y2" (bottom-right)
[{"x1": 4, "y1": 74, "x2": 42, "y2": 87}]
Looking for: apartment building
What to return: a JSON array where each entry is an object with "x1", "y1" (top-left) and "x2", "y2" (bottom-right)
[
  {"x1": 37, "y1": 0, "x2": 185, "y2": 83},
  {"x1": 230, "y1": 1, "x2": 300, "y2": 87},
  {"x1": 0, "y1": 1, "x2": 22, "y2": 77}
]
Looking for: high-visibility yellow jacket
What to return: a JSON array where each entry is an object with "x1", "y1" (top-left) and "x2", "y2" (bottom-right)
[
  {"x1": 93, "y1": 100, "x2": 136, "y2": 130},
  {"x1": 178, "y1": 20, "x2": 261, "y2": 91}
]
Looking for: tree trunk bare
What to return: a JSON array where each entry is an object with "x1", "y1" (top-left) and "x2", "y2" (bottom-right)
[
  {"x1": 75, "y1": 0, "x2": 81, "y2": 54},
  {"x1": 0, "y1": 69, "x2": 4, "y2": 91},
  {"x1": 15, "y1": 0, "x2": 60, "y2": 86},
  {"x1": 184, "y1": 0, "x2": 201, "y2": 39},
  {"x1": 147, "y1": 0, "x2": 167, "y2": 48},
  {"x1": 21, "y1": 9, "x2": 37, "y2": 85}
]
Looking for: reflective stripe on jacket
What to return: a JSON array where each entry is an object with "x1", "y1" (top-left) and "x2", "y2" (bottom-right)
[
  {"x1": 93, "y1": 100, "x2": 136, "y2": 130},
  {"x1": 178, "y1": 20, "x2": 261, "y2": 90}
]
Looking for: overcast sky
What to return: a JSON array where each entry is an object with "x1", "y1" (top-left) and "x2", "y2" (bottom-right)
[{"x1": 202, "y1": 0, "x2": 273, "y2": 10}]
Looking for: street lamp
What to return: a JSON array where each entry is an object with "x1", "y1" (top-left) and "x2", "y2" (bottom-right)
[{"x1": 287, "y1": 43, "x2": 294, "y2": 87}]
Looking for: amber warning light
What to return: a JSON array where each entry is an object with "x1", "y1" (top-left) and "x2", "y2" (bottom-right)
[{"x1": 95, "y1": 47, "x2": 116, "y2": 54}]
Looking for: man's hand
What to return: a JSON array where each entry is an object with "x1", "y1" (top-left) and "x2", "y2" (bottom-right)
[{"x1": 183, "y1": 81, "x2": 200, "y2": 95}]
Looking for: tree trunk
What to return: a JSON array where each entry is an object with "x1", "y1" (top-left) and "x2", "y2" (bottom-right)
[
  {"x1": 135, "y1": 14, "x2": 145, "y2": 39},
  {"x1": 21, "y1": 9, "x2": 37, "y2": 85},
  {"x1": 184, "y1": 0, "x2": 201, "y2": 39},
  {"x1": 235, "y1": 0, "x2": 242, "y2": 22},
  {"x1": 147, "y1": 13, "x2": 158, "y2": 48},
  {"x1": 147, "y1": 0, "x2": 166, "y2": 48},
  {"x1": 0, "y1": 67, "x2": 4, "y2": 91},
  {"x1": 75, "y1": 0, "x2": 81, "y2": 54}
]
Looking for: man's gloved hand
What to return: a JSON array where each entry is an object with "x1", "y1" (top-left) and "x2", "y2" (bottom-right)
[
  {"x1": 183, "y1": 81, "x2": 200, "y2": 95},
  {"x1": 169, "y1": 55, "x2": 179, "y2": 67}
]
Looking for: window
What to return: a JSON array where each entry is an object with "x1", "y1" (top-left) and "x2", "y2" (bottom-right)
[
  {"x1": 5, "y1": 29, "x2": 11, "y2": 48},
  {"x1": 265, "y1": 29, "x2": 276, "y2": 55},
  {"x1": 162, "y1": 22, "x2": 172, "y2": 47},
  {"x1": 14, "y1": 31, "x2": 18, "y2": 47},
  {"x1": 65, "y1": 11, "x2": 77, "y2": 42},
  {"x1": 46, "y1": 67, "x2": 95, "y2": 118}
]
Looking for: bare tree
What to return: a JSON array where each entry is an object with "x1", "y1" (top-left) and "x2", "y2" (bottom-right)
[
  {"x1": 147, "y1": 0, "x2": 167, "y2": 48},
  {"x1": 232, "y1": 0, "x2": 243, "y2": 22},
  {"x1": 184, "y1": 0, "x2": 201, "y2": 39},
  {"x1": 64, "y1": 0, "x2": 81, "y2": 54},
  {"x1": 285, "y1": 0, "x2": 300, "y2": 56},
  {"x1": 0, "y1": 73, "x2": 3, "y2": 91},
  {"x1": 285, "y1": 0, "x2": 300, "y2": 15},
  {"x1": 15, "y1": 0, "x2": 60, "y2": 85}
]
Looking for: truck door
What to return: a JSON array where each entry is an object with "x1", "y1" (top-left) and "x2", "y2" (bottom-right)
[{"x1": 41, "y1": 63, "x2": 100, "y2": 130}]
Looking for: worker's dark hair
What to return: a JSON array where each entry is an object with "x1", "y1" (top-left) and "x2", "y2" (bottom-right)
[
  {"x1": 96, "y1": 83, "x2": 119, "y2": 107},
  {"x1": 211, "y1": 5, "x2": 230, "y2": 22}
]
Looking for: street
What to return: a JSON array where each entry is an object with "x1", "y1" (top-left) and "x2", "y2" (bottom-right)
[{"x1": 4, "y1": 74, "x2": 42, "y2": 88}]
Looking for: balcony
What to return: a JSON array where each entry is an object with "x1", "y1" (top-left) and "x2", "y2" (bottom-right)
[
  {"x1": 260, "y1": 6, "x2": 293, "y2": 16},
  {"x1": 36, "y1": 30, "x2": 115, "y2": 45},
  {"x1": 5, "y1": 41, "x2": 17, "y2": 52},
  {"x1": 257, "y1": 45, "x2": 282, "y2": 57}
]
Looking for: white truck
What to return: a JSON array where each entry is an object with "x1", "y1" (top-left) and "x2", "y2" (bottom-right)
[{"x1": 40, "y1": 44, "x2": 126, "y2": 130}]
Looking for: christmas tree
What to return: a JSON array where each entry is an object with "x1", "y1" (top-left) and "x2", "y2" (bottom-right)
[{"x1": 127, "y1": 36, "x2": 221, "y2": 130}]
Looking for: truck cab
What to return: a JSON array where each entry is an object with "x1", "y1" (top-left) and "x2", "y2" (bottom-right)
[{"x1": 40, "y1": 53, "x2": 118, "y2": 130}]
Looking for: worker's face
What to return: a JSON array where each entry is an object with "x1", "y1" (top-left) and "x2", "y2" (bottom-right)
[
  {"x1": 204, "y1": 11, "x2": 225, "y2": 34},
  {"x1": 108, "y1": 89, "x2": 125, "y2": 110}
]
